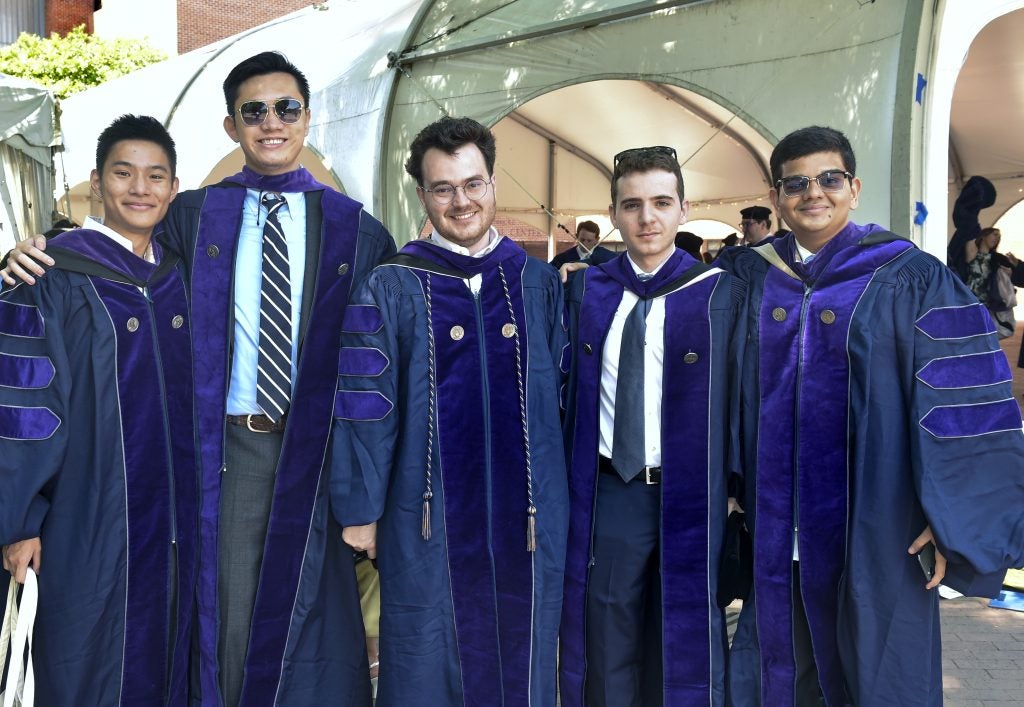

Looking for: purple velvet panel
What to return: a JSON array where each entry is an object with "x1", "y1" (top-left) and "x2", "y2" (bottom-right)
[
  {"x1": 752, "y1": 268, "x2": 802, "y2": 707},
  {"x1": 0, "y1": 300, "x2": 43, "y2": 338},
  {"x1": 479, "y1": 256, "x2": 534, "y2": 706},
  {"x1": 333, "y1": 389, "x2": 393, "y2": 420},
  {"x1": 915, "y1": 303, "x2": 994, "y2": 340},
  {"x1": 91, "y1": 278, "x2": 172, "y2": 705},
  {"x1": 0, "y1": 404, "x2": 59, "y2": 440},
  {"x1": 920, "y1": 399, "x2": 1023, "y2": 438},
  {"x1": 147, "y1": 267, "x2": 198, "y2": 704},
  {"x1": 661, "y1": 275, "x2": 718, "y2": 702},
  {"x1": 336, "y1": 346, "x2": 388, "y2": 377},
  {"x1": 223, "y1": 165, "x2": 327, "y2": 193},
  {"x1": 0, "y1": 353, "x2": 54, "y2": 389},
  {"x1": 420, "y1": 246, "x2": 537, "y2": 704},
  {"x1": 916, "y1": 350, "x2": 1011, "y2": 390},
  {"x1": 423, "y1": 269, "x2": 501, "y2": 703},
  {"x1": 188, "y1": 187, "x2": 246, "y2": 702},
  {"x1": 559, "y1": 269, "x2": 626, "y2": 706},
  {"x1": 242, "y1": 189, "x2": 363, "y2": 703},
  {"x1": 51, "y1": 230, "x2": 157, "y2": 282},
  {"x1": 754, "y1": 238, "x2": 914, "y2": 706},
  {"x1": 341, "y1": 303, "x2": 383, "y2": 334}
]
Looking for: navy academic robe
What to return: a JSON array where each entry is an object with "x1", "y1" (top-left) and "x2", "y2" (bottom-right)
[
  {"x1": 332, "y1": 237, "x2": 570, "y2": 706},
  {"x1": 0, "y1": 230, "x2": 197, "y2": 706},
  {"x1": 559, "y1": 249, "x2": 740, "y2": 706},
  {"x1": 720, "y1": 223, "x2": 1024, "y2": 706},
  {"x1": 550, "y1": 244, "x2": 616, "y2": 269},
  {"x1": 160, "y1": 166, "x2": 395, "y2": 706}
]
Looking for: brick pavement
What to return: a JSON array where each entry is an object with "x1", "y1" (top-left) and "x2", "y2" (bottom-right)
[
  {"x1": 941, "y1": 597, "x2": 1024, "y2": 705},
  {"x1": 943, "y1": 326, "x2": 1024, "y2": 705}
]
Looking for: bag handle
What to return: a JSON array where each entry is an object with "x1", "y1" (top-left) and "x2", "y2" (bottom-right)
[{"x1": 1, "y1": 567, "x2": 37, "y2": 707}]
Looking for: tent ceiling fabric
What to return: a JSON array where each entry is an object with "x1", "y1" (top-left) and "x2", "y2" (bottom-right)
[
  {"x1": 492, "y1": 79, "x2": 774, "y2": 236},
  {"x1": 949, "y1": 7, "x2": 1024, "y2": 225},
  {"x1": 55, "y1": 0, "x2": 1016, "y2": 249}
]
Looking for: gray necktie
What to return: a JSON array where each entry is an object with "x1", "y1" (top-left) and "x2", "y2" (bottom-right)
[{"x1": 611, "y1": 286, "x2": 651, "y2": 482}]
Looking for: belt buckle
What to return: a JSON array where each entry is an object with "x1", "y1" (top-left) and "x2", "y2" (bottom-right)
[
  {"x1": 245, "y1": 414, "x2": 269, "y2": 434},
  {"x1": 644, "y1": 466, "x2": 658, "y2": 485}
]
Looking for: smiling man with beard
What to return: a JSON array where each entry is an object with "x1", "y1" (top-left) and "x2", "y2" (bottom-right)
[{"x1": 332, "y1": 116, "x2": 570, "y2": 706}]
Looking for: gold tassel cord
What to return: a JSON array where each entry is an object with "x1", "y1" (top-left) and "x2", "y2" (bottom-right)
[{"x1": 422, "y1": 491, "x2": 433, "y2": 541}]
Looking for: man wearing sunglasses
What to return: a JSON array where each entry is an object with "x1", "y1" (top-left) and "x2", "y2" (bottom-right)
[
  {"x1": 2, "y1": 51, "x2": 395, "y2": 706},
  {"x1": 720, "y1": 126, "x2": 1024, "y2": 706},
  {"x1": 558, "y1": 145, "x2": 740, "y2": 706},
  {"x1": 331, "y1": 116, "x2": 569, "y2": 706}
]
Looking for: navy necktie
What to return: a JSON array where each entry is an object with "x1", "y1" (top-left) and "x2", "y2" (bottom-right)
[
  {"x1": 257, "y1": 192, "x2": 292, "y2": 422},
  {"x1": 612, "y1": 282, "x2": 651, "y2": 482}
]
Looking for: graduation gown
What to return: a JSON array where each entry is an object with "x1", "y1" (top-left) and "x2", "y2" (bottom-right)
[
  {"x1": 331, "y1": 237, "x2": 569, "y2": 706},
  {"x1": 0, "y1": 230, "x2": 197, "y2": 706},
  {"x1": 160, "y1": 166, "x2": 395, "y2": 706},
  {"x1": 559, "y1": 249, "x2": 741, "y2": 706},
  {"x1": 720, "y1": 223, "x2": 1024, "y2": 706}
]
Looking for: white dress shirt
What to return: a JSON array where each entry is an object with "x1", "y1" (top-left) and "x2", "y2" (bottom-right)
[
  {"x1": 428, "y1": 227, "x2": 502, "y2": 295},
  {"x1": 597, "y1": 254, "x2": 670, "y2": 467}
]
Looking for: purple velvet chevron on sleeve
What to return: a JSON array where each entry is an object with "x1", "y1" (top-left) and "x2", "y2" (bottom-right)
[
  {"x1": 0, "y1": 404, "x2": 60, "y2": 440},
  {"x1": 334, "y1": 390, "x2": 393, "y2": 421},
  {"x1": 0, "y1": 300, "x2": 44, "y2": 338},
  {"x1": 915, "y1": 303, "x2": 994, "y2": 340},
  {"x1": 0, "y1": 353, "x2": 55, "y2": 389},
  {"x1": 337, "y1": 347, "x2": 389, "y2": 377},
  {"x1": 341, "y1": 303, "x2": 383, "y2": 334},
  {"x1": 920, "y1": 398, "x2": 1023, "y2": 438},
  {"x1": 916, "y1": 350, "x2": 1012, "y2": 390}
]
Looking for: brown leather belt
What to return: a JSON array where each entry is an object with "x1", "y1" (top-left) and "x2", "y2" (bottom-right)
[{"x1": 226, "y1": 413, "x2": 287, "y2": 433}]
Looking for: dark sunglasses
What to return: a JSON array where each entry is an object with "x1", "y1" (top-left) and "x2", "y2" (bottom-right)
[
  {"x1": 613, "y1": 145, "x2": 678, "y2": 169},
  {"x1": 775, "y1": 170, "x2": 852, "y2": 197},
  {"x1": 235, "y1": 98, "x2": 305, "y2": 126}
]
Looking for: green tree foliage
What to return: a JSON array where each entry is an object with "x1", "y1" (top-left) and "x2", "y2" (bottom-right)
[{"x1": 0, "y1": 26, "x2": 166, "y2": 99}]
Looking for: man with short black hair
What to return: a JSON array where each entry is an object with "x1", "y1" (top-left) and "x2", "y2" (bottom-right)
[
  {"x1": 333, "y1": 116, "x2": 569, "y2": 706},
  {"x1": 2, "y1": 50, "x2": 395, "y2": 706},
  {"x1": 551, "y1": 219, "x2": 615, "y2": 268},
  {"x1": 0, "y1": 115, "x2": 198, "y2": 705},
  {"x1": 722, "y1": 125, "x2": 1024, "y2": 706},
  {"x1": 738, "y1": 204, "x2": 773, "y2": 245},
  {"x1": 559, "y1": 145, "x2": 740, "y2": 706}
]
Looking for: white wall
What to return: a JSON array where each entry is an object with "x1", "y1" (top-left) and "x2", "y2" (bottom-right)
[{"x1": 93, "y1": 0, "x2": 178, "y2": 56}]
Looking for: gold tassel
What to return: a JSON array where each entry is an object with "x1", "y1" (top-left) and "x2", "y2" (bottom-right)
[
  {"x1": 421, "y1": 491, "x2": 433, "y2": 540},
  {"x1": 527, "y1": 505, "x2": 537, "y2": 552}
]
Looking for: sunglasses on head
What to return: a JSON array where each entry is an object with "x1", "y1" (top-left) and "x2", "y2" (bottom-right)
[
  {"x1": 775, "y1": 170, "x2": 852, "y2": 197},
  {"x1": 613, "y1": 145, "x2": 678, "y2": 169},
  {"x1": 235, "y1": 98, "x2": 305, "y2": 126}
]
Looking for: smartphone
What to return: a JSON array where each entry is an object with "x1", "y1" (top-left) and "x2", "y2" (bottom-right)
[{"x1": 917, "y1": 543, "x2": 936, "y2": 582}]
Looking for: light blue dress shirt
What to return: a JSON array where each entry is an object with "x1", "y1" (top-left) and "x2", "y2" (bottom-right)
[{"x1": 226, "y1": 189, "x2": 307, "y2": 415}]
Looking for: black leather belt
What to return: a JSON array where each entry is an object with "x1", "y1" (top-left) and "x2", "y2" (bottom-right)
[
  {"x1": 598, "y1": 455, "x2": 661, "y2": 485},
  {"x1": 226, "y1": 413, "x2": 287, "y2": 433}
]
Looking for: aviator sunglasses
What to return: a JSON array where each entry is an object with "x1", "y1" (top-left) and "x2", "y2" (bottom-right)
[
  {"x1": 235, "y1": 98, "x2": 305, "y2": 126},
  {"x1": 775, "y1": 170, "x2": 853, "y2": 197}
]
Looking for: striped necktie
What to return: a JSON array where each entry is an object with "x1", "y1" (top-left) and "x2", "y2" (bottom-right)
[{"x1": 257, "y1": 192, "x2": 292, "y2": 422}]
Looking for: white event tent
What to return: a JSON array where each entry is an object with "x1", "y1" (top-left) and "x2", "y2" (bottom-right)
[
  {"x1": 0, "y1": 73, "x2": 58, "y2": 251},
  {"x1": 52, "y1": 0, "x2": 1024, "y2": 258}
]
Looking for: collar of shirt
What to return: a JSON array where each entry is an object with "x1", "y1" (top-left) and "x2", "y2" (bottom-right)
[
  {"x1": 626, "y1": 251, "x2": 671, "y2": 278},
  {"x1": 429, "y1": 226, "x2": 502, "y2": 257},
  {"x1": 252, "y1": 190, "x2": 304, "y2": 224},
  {"x1": 83, "y1": 215, "x2": 155, "y2": 263},
  {"x1": 793, "y1": 238, "x2": 815, "y2": 263}
]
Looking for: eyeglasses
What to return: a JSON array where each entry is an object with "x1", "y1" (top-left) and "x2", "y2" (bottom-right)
[
  {"x1": 613, "y1": 145, "x2": 678, "y2": 169},
  {"x1": 738, "y1": 219, "x2": 762, "y2": 228},
  {"x1": 775, "y1": 170, "x2": 852, "y2": 197},
  {"x1": 235, "y1": 98, "x2": 305, "y2": 126},
  {"x1": 421, "y1": 177, "x2": 493, "y2": 205}
]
